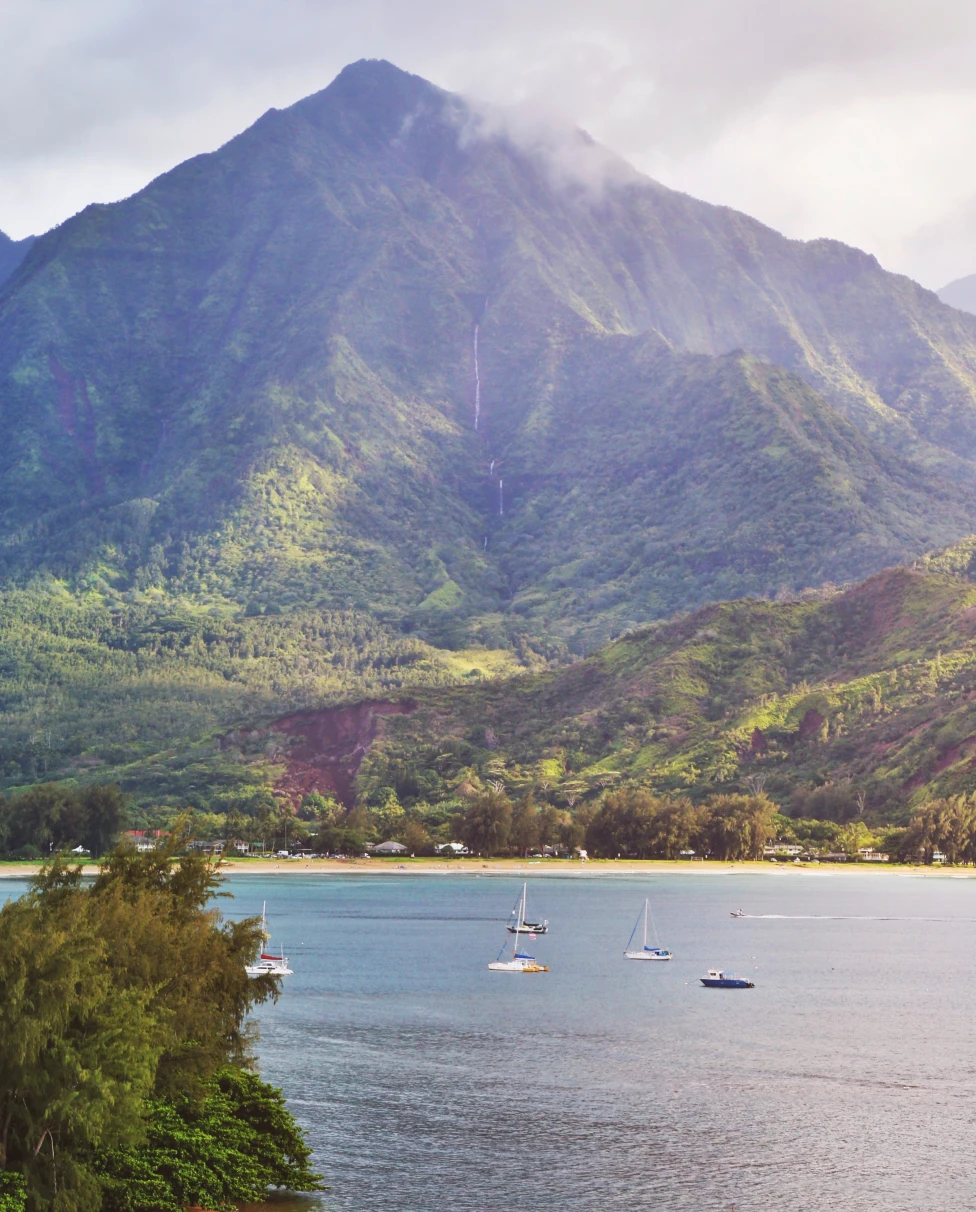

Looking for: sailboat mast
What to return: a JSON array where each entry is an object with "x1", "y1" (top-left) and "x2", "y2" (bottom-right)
[
  {"x1": 514, "y1": 882, "x2": 527, "y2": 958},
  {"x1": 643, "y1": 899, "x2": 649, "y2": 948}
]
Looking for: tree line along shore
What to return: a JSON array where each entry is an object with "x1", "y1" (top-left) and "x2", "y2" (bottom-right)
[{"x1": 0, "y1": 781, "x2": 970, "y2": 867}]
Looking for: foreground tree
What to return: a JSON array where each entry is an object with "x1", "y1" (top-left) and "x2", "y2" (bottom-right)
[{"x1": 0, "y1": 829, "x2": 321, "y2": 1210}]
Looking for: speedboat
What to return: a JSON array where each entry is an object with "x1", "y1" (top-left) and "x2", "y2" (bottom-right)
[
  {"x1": 700, "y1": 968, "x2": 754, "y2": 989},
  {"x1": 730, "y1": 909, "x2": 747, "y2": 918}
]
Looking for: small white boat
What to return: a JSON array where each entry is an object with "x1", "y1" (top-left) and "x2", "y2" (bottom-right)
[
  {"x1": 623, "y1": 898, "x2": 672, "y2": 961},
  {"x1": 730, "y1": 909, "x2": 747, "y2": 918},
  {"x1": 246, "y1": 901, "x2": 293, "y2": 978},
  {"x1": 489, "y1": 883, "x2": 549, "y2": 973},
  {"x1": 488, "y1": 953, "x2": 550, "y2": 973}
]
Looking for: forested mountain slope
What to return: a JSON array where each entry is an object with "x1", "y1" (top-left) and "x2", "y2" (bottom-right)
[
  {"x1": 359, "y1": 565, "x2": 976, "y2": 822},
  {"x1": 0, "y1": 230, "x2": 34, "y2": 289},
  {"x1": 6, "y1": 61, "x2": 976, "y2": 799},
  {"x1": 4, "y1": 59, "x2": 976, "y2": 636}
]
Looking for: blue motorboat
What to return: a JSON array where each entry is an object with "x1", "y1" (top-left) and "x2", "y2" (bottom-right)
[{"x1": 700, "y1": 968, "x2": 754, "y2": 989}]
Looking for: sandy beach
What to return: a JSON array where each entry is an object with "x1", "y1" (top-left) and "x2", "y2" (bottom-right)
[{"x1": 0, "y1": 856, "x2": 970, "y2": 878}]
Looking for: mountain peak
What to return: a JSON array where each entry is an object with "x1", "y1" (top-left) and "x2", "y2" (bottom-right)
[
  {"x1": 290, "y1": 58, "x2": 450, "y2": 146},
  {"x1": 331, "y1": 57, "x2": 436, "y2": 92}
]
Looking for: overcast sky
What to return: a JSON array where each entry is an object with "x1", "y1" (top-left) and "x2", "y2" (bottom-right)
[{"x1": 3, "y1": 0, "x2": 976, "y2": 287}]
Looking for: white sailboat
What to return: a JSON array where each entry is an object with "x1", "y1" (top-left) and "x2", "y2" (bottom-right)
[
  {"x1": 506, "y1": 882, "x2": 549, "y2": 933},
  {"x1": 489, "y1": 882, "x2": 549, "y2": 973},
  {"x1": 623, "y1": 898, "x2": 672, "y2": 961},
  {"x1": 246, "y1": 901, "x2": 293, "y2": 977}
]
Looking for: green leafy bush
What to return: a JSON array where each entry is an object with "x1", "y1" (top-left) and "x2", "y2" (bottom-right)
[
  {"x1": 0, "y1": 1174, "x2": 25, "y2": 1212},
  {"x1": 98, "y1": 1068, "x2": 321, "y2": 1212}
]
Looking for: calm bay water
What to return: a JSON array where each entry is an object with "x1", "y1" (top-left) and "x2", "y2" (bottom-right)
[{"x1": 7, "y1": 869, "x2": 976, "y2": 1210}]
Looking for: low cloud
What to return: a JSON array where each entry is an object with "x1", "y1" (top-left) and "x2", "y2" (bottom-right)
[{"x1": 449, "y1": 94, "x2": 642, "y2": 201}]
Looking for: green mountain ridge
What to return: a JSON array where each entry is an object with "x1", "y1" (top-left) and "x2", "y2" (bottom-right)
[
  {"x1": 5, "y1": 59, "x2": 976, "y2": 630},
  {"x1": 0, "y1": 230, "x2": 34, "y2": 290},
  {"x1": 357, "y1": 558, "x2": 976, "y2": 822},
  {"x1": 5, "y1": 60, "x2": 976, "y2": 803}
]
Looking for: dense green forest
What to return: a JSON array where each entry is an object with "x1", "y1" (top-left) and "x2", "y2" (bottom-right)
[
  {"x1": 0, "y1": 836, "x2": 319, "y2": 1210},
  {"x1": 0, "y1": 587, "x2": 527, "y2": 800},
  {"x1": 6, "y1": 559, "x2": 976, "y2": 851},
  {"x1": 356, "y1": 562, "x2": 976, "y2": 830}
]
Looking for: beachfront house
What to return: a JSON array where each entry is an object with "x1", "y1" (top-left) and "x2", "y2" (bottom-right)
[
  {"x1": 187, "y1": 839, "x2": 226, "y2": 855},
  {"x1": 764, "y1": 844, "x2": 804, "y2": 858},
  {"x1": 373, "y1": 840, "x2": 408, "y2": 855},
  {"x1": 122, "y1": 829, "x2": 169, "y2": 853}
]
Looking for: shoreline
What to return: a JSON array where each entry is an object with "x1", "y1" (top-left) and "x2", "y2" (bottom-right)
[{"x1": 0, "y1": 857, "x2": 971, "y2": 878}]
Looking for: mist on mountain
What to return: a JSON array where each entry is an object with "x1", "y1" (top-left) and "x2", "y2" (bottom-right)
[{"x1": 938, "y1": 272, "x2": 976, "y2": 315}]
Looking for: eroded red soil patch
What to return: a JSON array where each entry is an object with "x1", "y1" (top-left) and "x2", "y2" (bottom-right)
[{"x1": 268, "y1": 699, "x2": 415, "y2": 806}]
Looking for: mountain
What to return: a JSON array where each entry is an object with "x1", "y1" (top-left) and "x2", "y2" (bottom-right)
[
  {"x1": 938, "y1": 273, "x2": 976, "y2": 315},
  {"x1": 0, "y1": 230, "x2": 34, "y2": 289},
  {"x1": 354, "y1": 563, "x2": 976, "y2": 823},
  {"x1": 6, "y1": 60, "x2": 976, "y2": 801},
  {"x1": 5, "y1": 60, "x2": 976, "y2": 628}
]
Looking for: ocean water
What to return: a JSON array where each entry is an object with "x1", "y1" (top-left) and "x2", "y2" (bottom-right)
[
  {"x1": 6, "y1": 868, "x2": 976, "y2": 1210},
  {"x1": 226, "y1": 870, "x2": 976, "y2": 1212}
]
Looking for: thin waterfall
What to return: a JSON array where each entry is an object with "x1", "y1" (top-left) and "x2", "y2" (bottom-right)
[
  {"x1": 498, "y1": 478, "x2": 504, "y2": 516},
  {"x1": 473, "y1": 324, "x2": 481, "y2": 431}
]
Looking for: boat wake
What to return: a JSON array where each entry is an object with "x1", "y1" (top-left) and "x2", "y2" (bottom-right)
[{"x1": 733, "y1": 913, "x2": 976, "y2": 922}]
